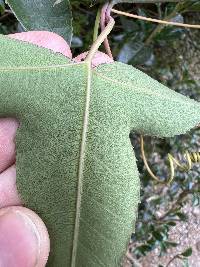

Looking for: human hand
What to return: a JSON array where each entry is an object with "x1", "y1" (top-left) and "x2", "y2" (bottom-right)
[{"x1": 0, "y1": 118, "x2": 50, "y2": 267}]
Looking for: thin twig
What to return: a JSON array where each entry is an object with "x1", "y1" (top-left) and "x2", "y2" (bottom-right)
[
  {"x1": 145, "y1": 9, "x2": 177, "y2": 45},
  {"x1": 166, "y1": 255, "x2": 183, "y2": 267},
  {"x1": 0, "y1": 13, "x2": 10, "y2": 22},
  {"x1": 137, "y1": 182, "x2": 199, "y2": 225},
  {"x1": 126, "y1": 252, "x2": 142, "y2": 267},
  {"x1": 145, "y1": 1, "x2": 182, "y2": 45},
  {"x1": 101, "y1": 3, "x2": 114, "y2": 58},
  {"x1": 111, "y1": 0, "x2": 182, "y2": 4},
  {"x1": 4, "y1": 9, "x2": 13, "y2": 14},
  {"x1": 0, "y1": 10, "x2": 14, "y2": 22},
  {"x1": 86, "y1": 17, "x2": 115, "y2": 62},
  {"x1": 111, "y1": 9, "x2": 200, "y2": 29},
  {"x1": 158, "y1": 184, "x2": 199, "y2": 221}
]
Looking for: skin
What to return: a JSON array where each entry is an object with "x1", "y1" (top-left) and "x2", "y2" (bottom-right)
[{"x1": 0, "y1": 118, "x2": 50, "y2": 267}]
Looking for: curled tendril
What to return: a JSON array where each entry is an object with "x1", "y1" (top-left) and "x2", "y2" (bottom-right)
[
  {"x1": 100, "y1": 2, "x2": 114, "y2": 59},
  {"x1": 140, "y1": 135, "x2": 200, "y2": 185}
]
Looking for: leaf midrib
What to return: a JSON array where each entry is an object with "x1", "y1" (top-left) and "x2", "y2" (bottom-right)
[{"x1": 71, "y1": 61, "x2": 92, "y2": 267}]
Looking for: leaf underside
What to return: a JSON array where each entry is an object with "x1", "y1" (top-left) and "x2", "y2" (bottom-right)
[
  {"x1": 6, "y1": 0, "x2": 73, "y2": 44},
  {"x1": 0, "y1": 35, "x2": 200, "y2": 266}
]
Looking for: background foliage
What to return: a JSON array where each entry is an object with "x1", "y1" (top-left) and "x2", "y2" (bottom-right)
[{"x1": 0, "y1": 1, "x2": 199, "y2": 266}]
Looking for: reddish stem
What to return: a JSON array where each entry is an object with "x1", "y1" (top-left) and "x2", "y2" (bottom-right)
[{"x1": 100, "y1": 3, "x2": 113, "y2": 59}]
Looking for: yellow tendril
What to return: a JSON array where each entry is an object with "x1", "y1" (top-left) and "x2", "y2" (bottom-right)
[{"x1": 140, "y1": 135, "x2": 200, "y2": 185}]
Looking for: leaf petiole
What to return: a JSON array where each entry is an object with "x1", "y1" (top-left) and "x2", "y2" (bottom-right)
[{"x1": 85, "y1": 16, "x2": 115, "y2": 64}]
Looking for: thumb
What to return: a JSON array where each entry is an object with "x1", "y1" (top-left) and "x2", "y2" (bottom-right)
[{"x1": 0, "y1": 206, "x2": 50, "y2": 267}]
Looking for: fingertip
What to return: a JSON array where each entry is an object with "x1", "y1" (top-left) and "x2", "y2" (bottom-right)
[
  {"x1": 0, "y1": 206, "x2": 50, "y2": 267},
  {"x1": 74, "y1": 51, "x2": 114, "y2": 67},
  {"x1": 0, "y1": 118, "x2": 19, "y2": 173},
  {"x1": 9, "y1": 31, "x2": 72, "y2": 59},
  {"x1": 0, "y1": 165, "x2": 22, "y2": 208}
]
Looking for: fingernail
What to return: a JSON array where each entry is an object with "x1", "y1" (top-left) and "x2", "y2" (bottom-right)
[{"x1": 0, "y1": 210, "x2": 40, "y2": 267}]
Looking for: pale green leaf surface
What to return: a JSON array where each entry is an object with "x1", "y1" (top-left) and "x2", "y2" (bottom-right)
[
  {"x1": 6, "y1": 0, "x2": 73, "y2": 43},
  {"x1": 0, "y1": 35, "x2": 200, "y2": 267},
  {"x1": 95, "y1": 63, "x2": 200, "y2": 137}
]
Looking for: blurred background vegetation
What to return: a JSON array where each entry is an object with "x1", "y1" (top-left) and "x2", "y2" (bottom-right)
[{"x1": 0, "y1": 1, "x2": 199, "y2": 266}]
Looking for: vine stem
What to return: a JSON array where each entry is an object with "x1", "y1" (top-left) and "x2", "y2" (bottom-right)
[
  {"x1": 111, "y1": 8, "x2": 200, "y2": 29},
  {"x1": 99, "y1": 0, "x2": 186, "y2": 59},
  {"x1": 166, "y1": 255, "x2": 183, "y2": 267},
  {"x1": 145, "y1": 8, "x2": 177, "y2": 45},
  {"x1": 111, "y1": 0, "x2": 181, "y2": 3},
  {"x1": 101, "y1": 3, "x2": 114, "y2": 58},
  {"x1": 85, "y1": 17, "x2": 115, "y2": 63}
]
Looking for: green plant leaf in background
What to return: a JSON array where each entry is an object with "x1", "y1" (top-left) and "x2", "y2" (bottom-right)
[
  {"x1": 0, "y1": 0, "x2": 5, "y2": 14},
  {"x1": 6, "y1": 0, "x2": 73, "y2": 43},
  {"x1": 0, "y1": 34, "x2": 200, "y2": 267},
  {"x1": 181, "y1": 247, "x2": 193, "y2": 257},
  {"x1": 177, "y1": 0, "x2": 200, "y2": 13}
]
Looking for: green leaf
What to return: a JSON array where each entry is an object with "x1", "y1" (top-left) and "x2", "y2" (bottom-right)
[
  {"x1": 0, "y1": 34, "x2": 200, "y2": 266},
  {"x1": 177, "y1": 0, "x2": 200, "y2": 12},
  {"x1": 6, "y1": 0, "x2": 73, "y2": 43},
  {"x1": 181, "y1": 247, "x2": 193, "y2": 257},
  {"x1": 176, "y1": 212, "x2": 188, "y2": 221},
  {"x1": 166, "y1": 221, "x2": 176, "y2": 226},
  {"x1": 190, "y1": 2, "x2": 200, "y2": 11},
  {"x1": 192, "y1": 193, "x2": 200, "y2": 206},
  {"x1": 135, "y1": 244, "x2": 152, "y2": 256},
  {"x1": 0, "y1": 0, "x2": 5, "y2": 14},
  {"x1": 147, "y1": 237, "x2": 156, "y2": 246},
  {"x1": 182, "y1": 258, "x2": 189, "y2": 267},
  {"x1": 152, "y1": 231, "x2": 163, "y2": 241}
]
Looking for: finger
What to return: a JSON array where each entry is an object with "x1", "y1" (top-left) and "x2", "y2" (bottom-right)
[
  {"x1": 0, "y1": 165, "x2": 22, "y2": 208},
  {"x1": 9, "y1": 31, "x2": 72, "y2": 59},
  {"x1": 74, "y1": 51, "x2": 113, "y2": 67},
  {"x1": 0, "y1": 118, "x2": 19, "y2": 173},
  {"x1": 0, "y1": 206, "x2": 50, "y2": 267}
]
